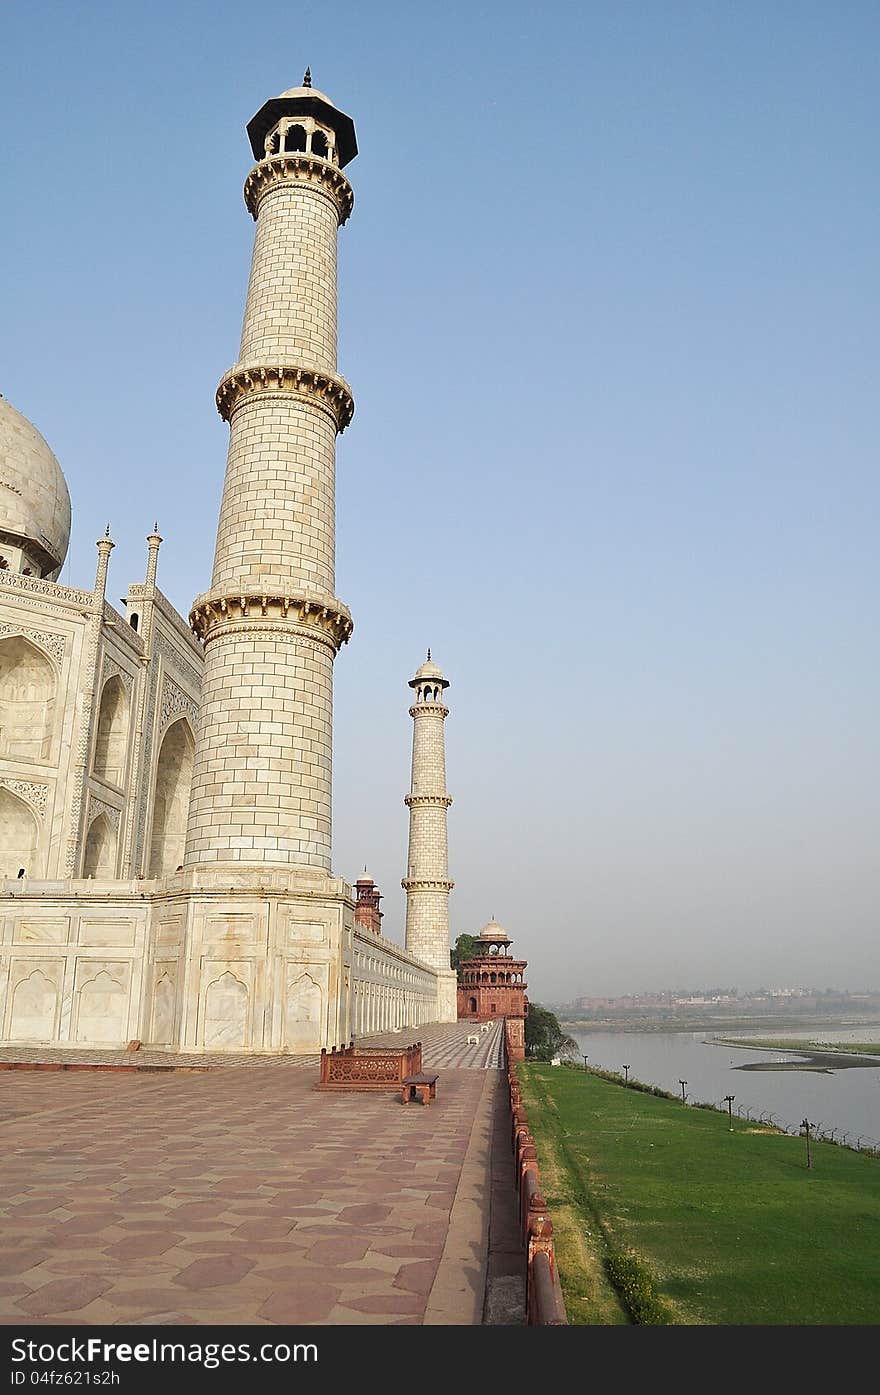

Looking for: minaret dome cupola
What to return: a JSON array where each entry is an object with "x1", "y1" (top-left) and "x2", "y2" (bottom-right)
[
  {"x1": 247, "y1": 69, "x2": 358, "y2": 168},
  {"x1": 409, "y1": 651, "x2": 449, "y2": 704}
]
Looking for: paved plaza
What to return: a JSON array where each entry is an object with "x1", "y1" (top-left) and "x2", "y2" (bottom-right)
[{"x1": 0, "y1": 1021, "x2": 521, "y2": 1325}]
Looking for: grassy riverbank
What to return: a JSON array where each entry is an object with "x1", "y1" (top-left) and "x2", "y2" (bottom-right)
[{"x1": 519, "y1": 1062, "x2": 880, "y2": 1325}]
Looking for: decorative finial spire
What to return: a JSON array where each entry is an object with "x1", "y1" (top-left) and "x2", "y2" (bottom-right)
[
  {"x1": 303, "y1": 66, "x2": 312, "y2": 87},
  {"x1": 94, "y1": 526, "x2": 115, "y2": 599},
  {"x1": 145, "y1": 521, "x2": 163, "y2": 586},
  {"x1": 427, "y1": 648, "x2": 431, "y2": 661}
]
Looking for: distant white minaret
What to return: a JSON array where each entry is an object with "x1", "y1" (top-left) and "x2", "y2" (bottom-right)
[{"x1": 402, "y1": 653, "x2": 458, "y2": 1021}]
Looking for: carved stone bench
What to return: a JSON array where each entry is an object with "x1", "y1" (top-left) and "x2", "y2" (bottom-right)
[
  {"x1": 316, "y1": 1041, "x2": 422, "y2": 1091},
  {"x1": 401, "y1": 1073, "x2": 438, "y2": 1105}
]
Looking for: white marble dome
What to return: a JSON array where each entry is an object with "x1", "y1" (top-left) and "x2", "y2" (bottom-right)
[
  {"x1": 414, "y1": 658, "x2": 443, "y2": 680},
  {"x1": 0, "y1": 396, "x2": 71, "y2": 579},
  {"x1": 478, "y1": 918, "x2": 509, "y2": 941},
  {"x1": 280, "y1": 84, "x2": 337, "y2": 106}
]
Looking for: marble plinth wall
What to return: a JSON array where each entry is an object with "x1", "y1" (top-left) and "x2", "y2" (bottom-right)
[{"x1": 0, "y1": 874, "x2": 444, "y2": 1052}]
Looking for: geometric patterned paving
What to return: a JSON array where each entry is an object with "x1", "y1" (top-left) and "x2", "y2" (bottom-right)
[
  {"x1": 356, "y1": 1020, "x2": 504, "y2": 1070},
  {"x1": 0, "y1": 1017, "x2": 503, "y2": 1072},
  {"x1": 0, "y1": 1021, "x2": 505, "y2": 1325}
]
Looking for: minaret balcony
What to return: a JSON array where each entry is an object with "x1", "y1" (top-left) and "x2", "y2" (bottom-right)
[
  {"x1": 215, "y1": 362, "x2": 354, "y2": 432},
  {"x1": 244, "y1": 154, "x2": 354, "y2": 224},
  {"x1": 401, "y1": 877, "x2": 455, "y2": 892},
  {"x1": 408, "y1": 701, "x2": 449, "y2": 719},
  {"x1": 189, "y1": 588, "x2": 353, "y2": 650}
]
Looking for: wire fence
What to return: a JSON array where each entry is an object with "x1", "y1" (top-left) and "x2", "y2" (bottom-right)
[{"x1": 727, "y1": 1101, "x2": 880, "y2": 1155}]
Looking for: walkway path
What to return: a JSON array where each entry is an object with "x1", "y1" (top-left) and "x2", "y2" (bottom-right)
[{"x1": 0, "y1": 1021, "x2": 517, "y2": 1326}]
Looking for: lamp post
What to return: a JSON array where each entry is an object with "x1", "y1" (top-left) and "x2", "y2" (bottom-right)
[
  {"x1": 724, "y1": 1094, "x2": 735, "y2": 1130},
  {"x1": 679, "y1": 1079, "x2": 688, "y2": 1103},
  {"x1": 622, "y1": 1064, "x2": 630, "y2": 1082},
  {"x1": 801, "y1": 1118, "x2": 813, "y2": 1170},
  {"x1": 581, "y1": 1054, "x2": 589, "y2": 1073}
]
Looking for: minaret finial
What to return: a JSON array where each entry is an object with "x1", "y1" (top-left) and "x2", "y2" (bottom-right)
[
  {"x1": 303, "y1": 66, "x2": 312, "y2": 87},
  {"x1": 427, "y1": 648, "x2": 431, "y2": 661},
  {"x1": 153, "y1": 520, "x2": 158, "y2": 534},
  {"x1": 104, "y1": 522, "x2": 111, "y2": 538}
]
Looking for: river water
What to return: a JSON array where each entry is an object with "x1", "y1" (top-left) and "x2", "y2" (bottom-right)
[{"x1": 567, "y1": 1029, "x2": 880, "y2": 1148}]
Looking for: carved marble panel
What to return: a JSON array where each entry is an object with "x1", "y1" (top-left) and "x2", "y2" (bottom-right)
[
  {"x1": 74, "y1": 962, "x2": 130, "y2": 1043},
  {"x1": 203, "y1": 970, "x2": 248, "y2": 1049},
  {"x1": 155, "y1": 918, "x2": 184, "y2": 952},
  {"x1": 101, "y1": 654, "x2": 134, "y2": 693},
  {"x1": 77, "y1": 919, "x2": 136, "y2": 948},
  {"x1": 0, "y1": 623, "x2": 66, "y2": 664},
  {"x1": 0, "y1": 780, "x2": 48, "y2": 818},
  {"x1": 285, "y1": 966, "x2": 325, "y2": 1051},
  {"x1": 151, "y1": 968, "x2": 176, "y2": 1045},
  {"x1": 13, "y1": 919, "x2": 69, "y2": 945},
  {"x1": 202, "y1": 914, "x2": 263, "y2": 949},
  {"x1": 8, "y1": 964, "x2": 62, "y2": 1040},
  {"x1": 286, "y1": 921, "x2": 325, "y2": 946},
  {"x1": 160, "y1": 675, "x2": 198, "y2": 729}
]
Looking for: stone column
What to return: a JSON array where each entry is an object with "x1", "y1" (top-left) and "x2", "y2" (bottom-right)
[
  {"x1": 184, "y1": 89, "x2": 356, "y2": 870},
  {"x1": 402, "y1": 654, "x2": 457, "y2": 1021}
]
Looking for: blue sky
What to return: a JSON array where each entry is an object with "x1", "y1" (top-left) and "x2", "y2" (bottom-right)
[{"x1": 2, "y1": 1, "x2": 878, "y2": 999}]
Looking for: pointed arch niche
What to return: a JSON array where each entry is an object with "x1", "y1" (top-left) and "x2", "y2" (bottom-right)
[
  {"x1": 148, "y1": 718, "x2": 195, "y2": 877},
  {"x1": 10, "y1": 968, "x2": 59, "y2": 1039},
  {"x1": 0, "y1": 636, "x2": 55, "y2": 762},
  {"x1": 93, "y1": 676, "x2": 129, "y2": 786},
  {"x1": 83, "y1": 814, "x2": 116, "y2": 878},
  {"x1": 286, "y1": 971, "x2": 323, "y2": 1051},
  {"x1": 75, "y1": 969, "x2": 127, "y2": 1043},
  {"x1": 0, "y1": 787, "x2": 40, "y2": 878},
  {"x1": 204, "y1": 973, "x2": 248, "y2": 1048}
]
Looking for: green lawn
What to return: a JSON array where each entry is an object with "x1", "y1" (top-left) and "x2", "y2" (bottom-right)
[{"x1": 519, "y1": 1063, "x2": 880, "y2": 1326}]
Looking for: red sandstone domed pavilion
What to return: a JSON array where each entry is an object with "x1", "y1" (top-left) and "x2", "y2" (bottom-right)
[{"x1": 456, "y1": 919, "x2": 528, "y2": 1024}]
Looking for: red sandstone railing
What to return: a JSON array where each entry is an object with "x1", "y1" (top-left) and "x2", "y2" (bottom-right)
[
  {"x1": 316, "y1": 1041, "x2": 423, "y2": 1090},
  {"x1": 504, "y1": 1020, "x2": 568, "y2": 1325}
]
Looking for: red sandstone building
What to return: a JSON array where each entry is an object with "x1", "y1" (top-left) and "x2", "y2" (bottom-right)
[
  {"x1": 457, "y1": 919, "x2": 528, "y2": 1026},
  {"x1": 353, "y1": 870, "x2": 383, "y2": 935}
]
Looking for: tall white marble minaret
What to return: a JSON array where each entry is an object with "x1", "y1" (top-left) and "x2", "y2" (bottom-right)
[
  {"x1": 185, "y1": 72, "x2": 357, "y2": 870},
  {"x1": 403, "y1": 653, "x2": 458, "y2": 1021},
  {"x1": 173, "y1": 74, "x2": 361, "y2": 1052}
]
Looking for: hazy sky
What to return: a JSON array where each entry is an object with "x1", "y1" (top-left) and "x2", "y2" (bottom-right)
[{"x1": 2, "y1": 2, "x2": 877, "y2": 1001}]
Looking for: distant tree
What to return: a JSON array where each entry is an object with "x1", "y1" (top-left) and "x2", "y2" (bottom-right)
[
  {"x1": 451, "y1": 933, "x2": 479, "y2": 972},
  {"x1": 525, "y1": 1004, "x2": 579, "y2": 1061}
]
